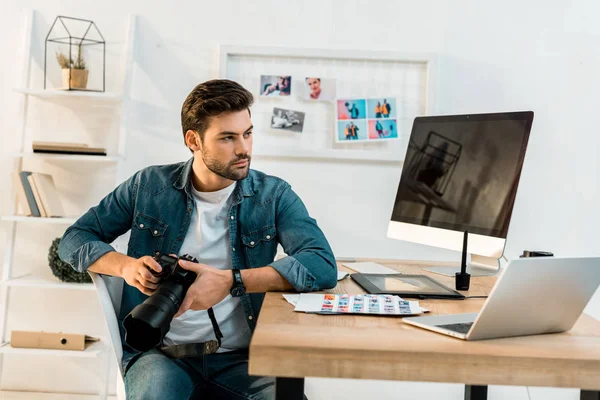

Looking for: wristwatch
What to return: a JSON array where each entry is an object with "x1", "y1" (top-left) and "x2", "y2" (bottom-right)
[{"x1": 230, "y1": 269, "x2": 246, "y2": 297}]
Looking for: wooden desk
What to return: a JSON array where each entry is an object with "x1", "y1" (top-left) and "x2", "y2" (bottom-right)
[{"x1": 249, "y1": 259, "x2": 600, "y2": 400}]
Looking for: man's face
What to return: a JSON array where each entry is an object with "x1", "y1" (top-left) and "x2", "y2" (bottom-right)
[
  {"x1": 197, "y1": 110, "x2": 253, "y2": 181},
  {"x1": 279, "y1": 77, "x2": 290, "y2": 89}
]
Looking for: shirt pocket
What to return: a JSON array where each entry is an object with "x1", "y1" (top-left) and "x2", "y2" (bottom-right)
[
  {"x1": 128, "y1": 212, "x2": 168, "y2": 257},
  {"x1": 241, "y1": 226, "x2": 277, "y2": 268}
]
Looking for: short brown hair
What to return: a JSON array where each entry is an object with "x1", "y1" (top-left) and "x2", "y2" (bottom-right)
[{"x1": 181, "y1": 79, "x2": 254, "y2": 144}]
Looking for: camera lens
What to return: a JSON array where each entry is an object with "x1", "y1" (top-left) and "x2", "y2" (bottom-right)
[{"x1": 123, "y1": 280, "x2": 186, "y2": 351}]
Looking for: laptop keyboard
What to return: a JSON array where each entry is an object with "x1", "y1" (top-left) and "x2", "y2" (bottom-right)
[{"x1": 437, "y1": 322, "x2": 474, "y2": 334}]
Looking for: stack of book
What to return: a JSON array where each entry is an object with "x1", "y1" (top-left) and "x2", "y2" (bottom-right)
[
  {"x1": 11, "y1": 171, "x2": 65, "y2": 218},
  {"x1": 32, "y1": 141, "x2": 107, "y2": 156}
]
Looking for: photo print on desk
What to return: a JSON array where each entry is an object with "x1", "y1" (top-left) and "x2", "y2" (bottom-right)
[
  {"x1": 270, "y1": 107, "x2": 305, "y2": 133},
  {"x1": 304, "y1": 77, "x2": 336, "y2": 101},
  {"x1": 336, "y1": 97, "x2": 399, "y2": 142},
  {"x1": 260, "y1": 75, "x2": 292, "y2": 97}
]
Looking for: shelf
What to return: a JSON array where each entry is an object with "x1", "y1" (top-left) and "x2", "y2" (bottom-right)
[
  {"x1": 13, "y1": 152, "x2": 123, "y2": 163},
  {"x1": 14, "y1": 88, "x2": 122, "y2": 101},
  {"x1": 0, "y1": 340, "x2": 104, "y2": 358},
  {"x1": 1, "y1": 216, "x2": 78, "y2": 224},
  {"x1": 5, "y1": 274, "x2": 95, "y2": 291},
  {"x1": 0, "y1": 391, "x2": 117, "y2": 400}
]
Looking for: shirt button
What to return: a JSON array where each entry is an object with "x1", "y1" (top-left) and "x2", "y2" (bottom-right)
[
  {"x1": 153, "y1": 230, "x2": 158, "y2": 235},
  {"x1": 139, "y1": 224, "x2": 145, "y2": 228},
  {"x1": 232, "y1": 247, "x2": 236, "y2": 252},
  {"x1": 266, "y1": 235, "x2": 271, "y2": 240},
  {"x1": 248, "y1": 316, "x2": 253, "y2": 320},
  {"x1": 250, "y1": 241, "x2": 255, "y2": 246},
  {"x1": 230, "y1": 216, "x2": 234, "y2": 220},
  {"x1": 178, "y1": 237, "x2": 183, "y2": 242}
]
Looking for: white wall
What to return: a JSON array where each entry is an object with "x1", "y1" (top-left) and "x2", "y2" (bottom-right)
[{"x1": 1, "y1": 0, "x2": 599, "y2": 399}]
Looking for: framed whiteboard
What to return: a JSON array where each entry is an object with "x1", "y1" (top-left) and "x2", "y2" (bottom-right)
[{"x1": 219, "y1": 45, "x2": 437, "y2": 164}]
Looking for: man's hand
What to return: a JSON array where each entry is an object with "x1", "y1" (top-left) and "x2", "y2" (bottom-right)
[
  {"x1": 121, "y1": 255, "x2": 162, "y2": 296},
  {"x1": 174, "y1": 260, "x2": 233, "y2": 318}
]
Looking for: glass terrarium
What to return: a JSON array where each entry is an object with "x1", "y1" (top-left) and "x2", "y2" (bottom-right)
[{"x1": 44, "y1": 15, "x2": 105, "y2": 92}]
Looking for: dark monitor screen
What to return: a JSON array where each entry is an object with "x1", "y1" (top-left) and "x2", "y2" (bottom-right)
[{"x1": 391, "y1": 111, "x2": 533, "y2": 238}]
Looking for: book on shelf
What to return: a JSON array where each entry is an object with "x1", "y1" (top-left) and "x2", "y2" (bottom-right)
[
  {"x1": 12, "y1": 171, "x2": 65, "y2": 218},
  {"x1": 32, "y1": 141, "x2": 107, "y2": 156},
  {"x1": 11, "y1": 171, "x2": 32, "y2": 216},
  {"x1": 14, "y1": 171, "x2": 41, "y2": 217}
]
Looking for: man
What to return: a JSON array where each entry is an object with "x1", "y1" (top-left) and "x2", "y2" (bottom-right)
[
  {"x1": 375, "y1": 120, "x2": 384, "y2": 138},
  {"x1": 382, "y1": 99, "x2": 391, "y2": 118},
  {"x1": 262, "y1": 75, "x2": 291, "y2": 96},
  {"x1": 58, "y1": 79, "x2": 337, "y2": 400},
  {"x1": 349, "y1": 121, "x2": 359, "y2": 139},
  {"x1": 345, "y1": 102, "x2": 360, "y2": 119}
]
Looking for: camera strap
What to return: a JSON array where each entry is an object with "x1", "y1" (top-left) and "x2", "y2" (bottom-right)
[{"x1": 159, "y1": 306, "x2": 224, "y2": 359}]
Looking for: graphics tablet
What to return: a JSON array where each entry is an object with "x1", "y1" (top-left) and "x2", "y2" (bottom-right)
[{"x1": 351, "y1": 273, "x2": 465, "y2": 299}]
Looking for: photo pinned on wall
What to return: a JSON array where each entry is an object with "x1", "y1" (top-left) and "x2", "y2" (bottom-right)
[
  {"x1": 337, "y1": 120, "x2": 367, "y2": 142},
  {"x1": 336, "y1": 99, "x2": 367, "y2": 120},
  {"x1": 367, "y1": 98, "x2": 396, "y2": 119},
  {"x1": 260, "y1": 75, "x2": 292, "y2": 97},
  {"x1": 270, "y1": 107, "x2": 305, "y2": 133},
  {"x1": 368, "y1": 119, "x2": 398, "y2": 140},
  {"x1": 336, "y1": 97, "x2": 399, "y2": 142},
  {"x1": 304, "y1": 77, "x2": 336, "y2": 101}
]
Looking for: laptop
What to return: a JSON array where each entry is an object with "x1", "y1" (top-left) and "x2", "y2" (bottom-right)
[{"x1": 403, "y1": 257, "x2": 600, "y2": 340}]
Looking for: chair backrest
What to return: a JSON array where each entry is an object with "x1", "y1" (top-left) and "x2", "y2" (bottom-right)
[{"x1": 89, "y1": 272, "x2": 124, "y2": 376}]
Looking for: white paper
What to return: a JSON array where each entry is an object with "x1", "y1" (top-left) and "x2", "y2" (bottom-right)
[
  {"x1": 293, "y1": 293, "x2": 423, "y2": 316},
  {"x1": 282, "y1": 294, "x2": 300, "y2": 306},
  {"x1": 342, "y1": 262, "x2": 398, "y2": 275},
  {"x1": 337, "y1": 271, "x2": 349, "y2": 280}
]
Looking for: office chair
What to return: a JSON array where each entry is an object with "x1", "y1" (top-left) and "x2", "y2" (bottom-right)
[{"x1": 89, "y1": 272, "x2": 126, "y2": 400}]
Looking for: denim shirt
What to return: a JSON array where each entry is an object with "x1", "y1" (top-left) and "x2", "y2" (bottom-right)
[{"x1": 58, "y1": 157, "x2": 337, "y2": 371}]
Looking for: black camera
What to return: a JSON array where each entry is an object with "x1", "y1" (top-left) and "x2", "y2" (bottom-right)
[{"x1": 123, "y1": 251, "x2": 198, "y2": 352}]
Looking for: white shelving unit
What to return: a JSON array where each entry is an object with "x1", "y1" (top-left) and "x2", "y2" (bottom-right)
[
  {"x1": 13, "y1": 153, "x2": 124, "y2": 163},
  {"x1": 0, "y1": 341, "x2": 104, "y2": 358},
  {"x1": 0, "y1": 216, "x2": 79, "y2": 224},
  {"x1": 0, "y1": 10, "x2": 137, "y2": 399},
  {"x1": 13, "y1": 88, "x2": 122, "y2": 101},
  {"x1": 6, "y1": 275, "x2": 95, "y2": 291}
]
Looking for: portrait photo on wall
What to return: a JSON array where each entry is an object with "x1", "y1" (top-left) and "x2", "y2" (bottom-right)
[
  {"x1": 260, "y1": 75, "x2": 292, "y2": 97},
  {"x1": 368, "y1": 119, "x2": 398, "y2": 140},
  {"x1": 367, "y1": 98, "x2": 397, "y2": 119},
  {"x1": 337, "y1": 120, "x2": 367, "y2": 142},
  {"x1": 270, "y1": 107, "x2": 305, "y2": 133},
  {"x1": 304, "y1": 77, "x2": 336, "y2": 101},
  {"x1": 336, "y1": 99, "x2": 367, "y2": 120}
]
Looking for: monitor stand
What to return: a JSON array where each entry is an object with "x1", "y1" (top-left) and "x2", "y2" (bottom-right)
[{"x1": 423, "y1": 253, "x2": 500, "y2": 277}]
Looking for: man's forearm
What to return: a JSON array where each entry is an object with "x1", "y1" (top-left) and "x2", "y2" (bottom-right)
[
  {"x1": 240, "y1": 266, "x2": 294, "y2": 293},
  {"x1": 87, "y1": 251, "x2": 131, "y2": 278}
]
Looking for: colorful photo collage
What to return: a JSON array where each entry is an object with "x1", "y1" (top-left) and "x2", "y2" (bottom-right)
[
  {"x1": 320, "y1": 294, "x2": 416, "y2": 315},
  {"x1": 336, "y1": 97, "x2": 398, "y2": 142}
]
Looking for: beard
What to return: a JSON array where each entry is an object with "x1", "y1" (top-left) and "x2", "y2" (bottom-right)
[{"x1": 201, "y1": 149, "x2": 251, "y2": 181}]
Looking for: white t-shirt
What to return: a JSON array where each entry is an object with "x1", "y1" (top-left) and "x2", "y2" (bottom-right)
[{"x1": 163, "y1": 182, "x2": 251, "y2": 352}]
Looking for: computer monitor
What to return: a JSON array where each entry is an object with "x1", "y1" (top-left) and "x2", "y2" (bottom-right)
[{"x1": 387, "y1": 111, "x2": 534, "y2": 276}]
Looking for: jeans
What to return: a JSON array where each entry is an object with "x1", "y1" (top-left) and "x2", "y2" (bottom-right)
[{"x1": 124, "y1": 348, "x2": 275, "y2": 400}]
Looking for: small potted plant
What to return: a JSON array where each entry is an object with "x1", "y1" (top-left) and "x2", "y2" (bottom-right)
[{"x1": 55, "y1": 45, "x2": 88, "y2": 90}]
